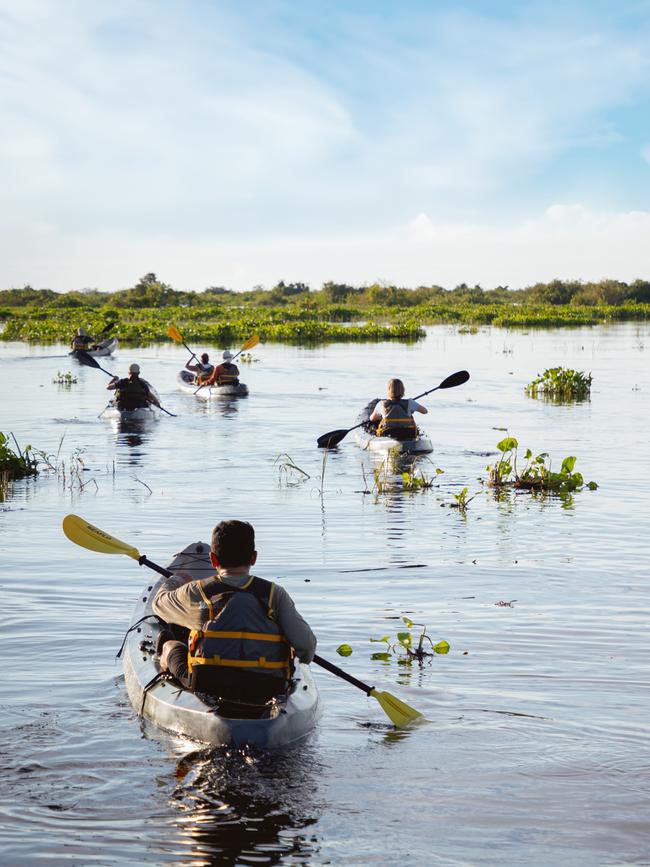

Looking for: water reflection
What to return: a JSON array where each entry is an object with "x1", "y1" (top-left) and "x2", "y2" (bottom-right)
[{"x1": 168, "y1": 746, "x2": 322, "y2": 865}]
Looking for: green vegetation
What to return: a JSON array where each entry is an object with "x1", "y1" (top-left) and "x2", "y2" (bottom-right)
[
  {"x1": 450, "y1": 487, "x2": 478, "y2": 512},
  {"x1": 525, "y1": 367, "x2": 592, "y2": 401},
  {"x1": 485, "y1": 435, "x2": 598, "y2": 494},
  {"x1": 52, "y1": 371, "x2": 78, "y2": 385},
  {"x1": 0, "y1": 432, "x2": 38, "y2": 499},
  {"x1": 2, "y1": 274, "x2": 650, "y2": 346},
  {"x1": 0, "y1": 432, "x2": 38, "y2": 481},
  {"x1": 337, "y1": 617, "x2": 449, "y2": 666}
]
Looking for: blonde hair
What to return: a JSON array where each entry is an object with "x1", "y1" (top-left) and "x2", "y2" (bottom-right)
[{"x1": 387, "y1": 378, "x2": 405, "y2": 400}]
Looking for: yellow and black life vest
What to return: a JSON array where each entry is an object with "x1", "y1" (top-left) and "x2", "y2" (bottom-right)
[
  {"x1": 115, "y1": 376, "x2": 150, "y2": 410},
  {"x1": 376, "y1": 399, "x2": 417, "y2": 439},
  {"x1": 216, "y1": 363, "x2": 239, "y2": 386},
  {"x1": 188, "y1": 576, "x2": 291, "y2": 680}
]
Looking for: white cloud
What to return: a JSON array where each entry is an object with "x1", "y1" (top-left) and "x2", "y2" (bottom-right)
[{"x1": 3, "y1": 204, "x2": 649, "y2": 292}]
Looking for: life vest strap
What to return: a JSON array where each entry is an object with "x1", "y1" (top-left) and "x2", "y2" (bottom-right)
[
  {"x1": 199, "y1": 629, "x2": 286, "y2": 642},
  {"x1": 188, "y1": 655, "x2": 290, "y2": 671}
]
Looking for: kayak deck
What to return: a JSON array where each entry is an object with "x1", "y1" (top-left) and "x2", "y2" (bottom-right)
[{"x1": 121, "y1": 542, "x2": 321, "y2": 748}]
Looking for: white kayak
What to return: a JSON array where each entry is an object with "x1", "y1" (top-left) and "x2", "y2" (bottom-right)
[
  {"x1": 100, "y1": 403, "x2": 161, "y2": 422},
  {"x1": 99, "y1": 382, "x2": 161, "y2": 422},
  {"x1": 70, "y1": 337, "x2": 118, "y2": 358},
  {"x1": 353, "y1": 399, "x2": 433, "y2": 454},
  {"x1": 354, "y1": 428, "x2": 433, "y2": 454},
  {"x1": 177, "y1": 369, "x2": 249, "y2": 398},
  {"x1": 121, "y1": 542, "x2": 321, "y2": 748}
]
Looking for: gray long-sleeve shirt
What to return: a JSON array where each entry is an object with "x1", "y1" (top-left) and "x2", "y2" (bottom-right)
[{"x1": 152, "y1": 570, "x2": 317, "y2": 664}]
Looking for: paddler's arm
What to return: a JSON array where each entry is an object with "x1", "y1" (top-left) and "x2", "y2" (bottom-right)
[
  {"x1": 152, "y1": 575, "x2": 208, "y2": 631},
  {"x1": 271, "y1": 585, "x2": 317, "y2": 664},
  {"x1": 107, "y1": 376, "x2": 119, "y2": 391}
]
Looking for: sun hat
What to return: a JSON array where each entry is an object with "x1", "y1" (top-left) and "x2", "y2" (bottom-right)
[
  {"x1": 129, "y1": 363, "x2": 140, "y2": 374},
  {"x1": 78, "y1": 327, "x2": 86, "y2": 335},
  {"x1": 222, "y1": 350, "x2": 233, "y2": 361}
]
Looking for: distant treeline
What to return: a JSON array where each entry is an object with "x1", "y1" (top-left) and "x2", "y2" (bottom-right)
[{"x1": 2, "y1": 272, "x2": 650, "y2": 308}]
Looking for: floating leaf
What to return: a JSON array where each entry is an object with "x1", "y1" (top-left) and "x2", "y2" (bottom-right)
[
  {"x1": 561, "y1": 455, "x2": 576, "y2": 474},
  {"x1": 402, "y1": 616, "x2": 413, "y2": 628},
  {"x1": 370, "y1": 636, "x2": 390, "y2": 644},
  {"x1": 497, "y1": 436, "x2": 518, "y2": 453},
  {"x1": 396, "y1": 631, "x2": 412, "y2": 647},
  {"x1": 587, "y1": 481, "x2": 598, "y2": 490},
  {"x1": 371, "y1": 652, "x2": 391, "y2": 661},
  {"x1": 433, "y1": 640, "x2": 450, "y2": 654},
  {"x1": 336, "y1": 644, "x2": 353, "y2": 657}
]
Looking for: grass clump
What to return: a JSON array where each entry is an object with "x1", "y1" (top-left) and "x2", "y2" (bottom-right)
[{"x1": 525, "y1": 366, "x2": 592, "y2": 401}]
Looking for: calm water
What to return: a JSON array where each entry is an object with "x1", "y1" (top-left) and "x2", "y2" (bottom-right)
[{"x1": 1, "y1": 324, "x2": 649, "y2": 866}]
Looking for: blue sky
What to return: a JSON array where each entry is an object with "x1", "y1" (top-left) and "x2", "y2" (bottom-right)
[{"x1": 1, "y1": 0, "x2": 649, "y2": 291}]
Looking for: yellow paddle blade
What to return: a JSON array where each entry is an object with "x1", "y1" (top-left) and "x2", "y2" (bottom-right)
[
  {"x1": 168, "y1": 324, "x2": 183, "y2": 343},
  {"x1": 369, "y1": 688, "x2": 423, "y2": 728},
  {"x1": 62, "y1": 514, "x2": 142, "y2": 561},
  {"x1": 241, "y1": 334, "x2": 260, "y2": 351}
]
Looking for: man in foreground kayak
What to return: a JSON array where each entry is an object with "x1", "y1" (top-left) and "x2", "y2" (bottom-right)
[
  {"x1": 153, "y1": 520, "x2": 316, "y2": 702},
  {"x1": 107, "y1": 363, "x2": 161, "y2": 412},
  {"x1": 369, "y1": 377, "x2": 428, "y2": 440}
]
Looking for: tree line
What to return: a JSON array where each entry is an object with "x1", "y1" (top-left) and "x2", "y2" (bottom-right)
[{"x1": 2, "y1": 272, "x2": 650, "y2": 308}]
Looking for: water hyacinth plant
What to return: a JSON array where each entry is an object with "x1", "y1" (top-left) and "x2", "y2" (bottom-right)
[
  {"x1": 485, "y1": 435, "x2": 598, "y2": 494},
  {"x1": 525, "y1": 366, "x2": 592, "y2": 401}
]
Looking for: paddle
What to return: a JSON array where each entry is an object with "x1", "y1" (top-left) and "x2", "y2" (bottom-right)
[
  {"x1": 62, "y1": 514, "x2": 422, "y2": 729},
  {"x1": 194, "y1": 334, "x2": 260, "y2": 394},
  {"x1": 316, "y1": 369, "x2": 470, "y2": 449},
  {"x1": 74, "y1": 351, "x2": 177, "y2": 417},
  {"x1": 168, "y1": 324, "x2": 198, "y2": 363}
]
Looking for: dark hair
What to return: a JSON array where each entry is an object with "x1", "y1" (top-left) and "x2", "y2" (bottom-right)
[
  {"x1": 201, "y1": 353, "x2": 209, "y2": 362},
  {"x1": 211, "y1": 520, "x2": 255, "y2": 566}
]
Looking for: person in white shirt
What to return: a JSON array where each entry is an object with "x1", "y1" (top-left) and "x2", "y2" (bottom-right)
[{"x1": 369, "y1": 378, "x2": 427, "y2": 440}]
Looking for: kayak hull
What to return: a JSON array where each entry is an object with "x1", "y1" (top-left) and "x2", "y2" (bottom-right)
[
  {"x1": 122, "y1": 543, "x2": 321, "y2": 748},
  {"x1": 100, "y1": 405, "x2": 160, "y2": 422},
  {"x1": 70, "y1": 338, "x2": 118, "y2": 358},
  {"x1": 177, "y1": 369, "x2": 249, "y2": 398},
  {"x1": 354, "y1": 429, "x2": 434, "y2": 454}
]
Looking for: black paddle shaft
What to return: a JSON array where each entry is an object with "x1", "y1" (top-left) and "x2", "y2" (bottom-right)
[{"x1": 312, "y1": 654, "x2": 373, "y2": 695}]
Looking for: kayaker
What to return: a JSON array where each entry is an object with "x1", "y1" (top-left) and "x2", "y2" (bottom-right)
[
  {"x1": 153, "y1": 520, "x2": 316, "y2": 702},
  {"x1": 70, "y1": 326, "x2": 97, "y2": 351},
  {"x1": 204, "y1": 350, "x2": 240, "y2": 387},
  {"x1": 369, "y1": 377, "x2": 428, "y2": 440},
  {"x1": 185, "y1": 352, "x2": 215, "y2": 384},
  {"x1": 107, "y1": 363, "x2": 161, "y2": 412}
]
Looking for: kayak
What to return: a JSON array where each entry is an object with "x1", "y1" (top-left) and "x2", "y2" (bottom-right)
[
  {"x1": 99, "y1": 383, "x2": 161, "y2": 422},
  {"x1": 100, "y1": 403, "x2": 161, "y2": 422},
  {"x1": 121, "y1": 542, "x2": 321, "y2": 748},
  {"x1": 354, "y1": 428, "x2": 434, "y2": 454},
  {"x1": 70, "y1": 337, "x2": 118, "y2": 358},
  {"x1": 177, "y1": 369, "x2": 249, "y2": 398},
  {"x1": 353, "y1": 399, "x2": 433, "y2": 454}
]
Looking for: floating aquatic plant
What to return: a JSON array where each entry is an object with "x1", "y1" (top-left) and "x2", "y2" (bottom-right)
[
  {"x1": 525, "y1": 366, "x2": 592, "y2": 401},
  {"x1": 485, "y1": 435, "x2": 598, "y2": 494}
]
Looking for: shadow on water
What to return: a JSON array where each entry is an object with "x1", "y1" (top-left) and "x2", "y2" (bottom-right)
[{"x1": 167, "y1": 745, "x2": 322, "y2": 866}]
